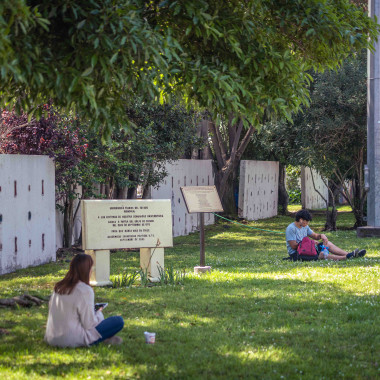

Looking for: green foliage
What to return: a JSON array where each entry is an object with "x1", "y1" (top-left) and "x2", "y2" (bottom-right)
[
  {"x1": 139, "y1": 267, "x2": 150, "y2": 288},
  {"x1": 246, "y1": 51, "x2": 368, "y2": 226},
  {"x1": 157, "y1": 264, "x2": 187, "y2": 286},
  {"x1": 0, "y1": 1, "x2": 378, "y2": 136},
  {"x1": 82, "y1": 99, "x2": 202, "y2": 196},
  {"x1": 288, "y1": 189, "x2": 301, "y2": 205},
  {"x1": 110, "y1": 265, "x2": 187, "y2": 288},
  {"x1": 286, "y1": 165, "x2": 301, "y2": 204},
  {"x1": 110, "y1": 270, "x2": 139, "y2": 288},
  {"x1": 286, "y1": 165, "x2": 301, "y2": 192}
]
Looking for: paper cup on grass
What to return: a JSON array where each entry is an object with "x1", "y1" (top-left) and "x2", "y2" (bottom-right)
[{"x1": 144, "y1": 331, "x2": 156, "y2": 344}]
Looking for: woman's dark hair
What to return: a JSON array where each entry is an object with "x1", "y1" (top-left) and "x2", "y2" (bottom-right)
[
  {"x1": 54, "y1": 253, "x2": 93, "y2": 295},
  {"x1": 295, "y1": 209, "x2": 312, "y2": 222}
]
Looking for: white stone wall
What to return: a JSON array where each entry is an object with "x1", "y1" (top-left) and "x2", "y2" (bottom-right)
[
  {"x1": 0, "y1": 155, "x2": 56, "y2": 274},
  {"x1": 150, "y1": 160, "x2": 215, "y2": 236},
  {"x1": 238, "y1": 160, "x2": 279, "y2": 220},
  {"x1": 301, "y1": 167, "x2": 328, "y2": 209}
]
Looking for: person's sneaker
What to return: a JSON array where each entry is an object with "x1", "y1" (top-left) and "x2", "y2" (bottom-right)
[
  {"x1": 103, "y1": 336, "x2": 123, "y2": 345},
  {"x1": 356, "y1": 249, "x2": 366, "y2": 258},
  {"x1": 346, "y1": 251, "x2": 355, "y2": 259}
]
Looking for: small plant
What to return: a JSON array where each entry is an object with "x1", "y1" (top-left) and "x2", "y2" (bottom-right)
[
  {"x1": 139, "y1": 267, "x2": 150, "y2": 287},
  {"x1": 157, "y1": 264, "x2": 187, "y2": 285},
  {"x1": 110, "y1": 270, "x2": 139, "y2": 288}
]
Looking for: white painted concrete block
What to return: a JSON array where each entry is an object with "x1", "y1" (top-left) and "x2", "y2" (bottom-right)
[
  {"x1": 151, "y1": 160, "x2": 215, "y2": 236},
  {"x1": 238, "y1": 160, "x2": 279, "y2": 220},
  {"x1": 0, "y1": 155, "x2": 56, "y2": 274},
  {"x1": 301, "y1": 167, "x2": 328, "y2": 209}
]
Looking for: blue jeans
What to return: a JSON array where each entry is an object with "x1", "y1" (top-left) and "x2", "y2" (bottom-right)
[{"x1": 91, "y1": 316, "x2": 124, "y2": 345}]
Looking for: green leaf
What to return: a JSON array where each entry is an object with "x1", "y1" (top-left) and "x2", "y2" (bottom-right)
[
  {"x1": 91, "y1": 55, "x2": 98, "y2": 68},
  {"x1": 81, "y1": 67, "x2": 93, "y2": 77},
  {"x1": 77, "y1": 20, "x2": 86, "y2": 29},
  {"x1": 110, "y1": 52, "x2": 119, "y2": 64}
]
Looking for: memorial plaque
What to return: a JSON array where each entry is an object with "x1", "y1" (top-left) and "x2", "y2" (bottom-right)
[
  {"x1": 81, "y1": 200, "x2": 173, "y2": 250},
  {"x1": 181, "y1": 186, "x2": 223, "y2": 213}
]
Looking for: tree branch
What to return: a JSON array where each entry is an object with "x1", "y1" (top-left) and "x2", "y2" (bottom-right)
[{"x1": 208, "y1": 121, "x2": 226, "y2": 169}]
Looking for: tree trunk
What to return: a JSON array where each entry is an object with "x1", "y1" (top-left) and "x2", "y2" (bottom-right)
[
  {"x1": 63, "y1": 195, "x2": 74, "y2": 248},
  {"x1": 116, "y1": 185, "x2": 128, "y2": 199},
  {"x1": 209, "y1": 117, "x2": 255, "y2": 214},
  {"x1": 127, "y1": 187, "x2": 137, "y2": 199},
  {"x1": 309, "y1": 169, "x2": 337, "y2": 231},
  {"x1": 142, "y1": 185, "x2": 151, "y2": 199},
  {"x1": 328, "y1": 180, "x2": 341, "y2": 206},
  {"x1": 218, "y1": 170, "x2": 238, "y2": 215},
  {"x1": 333, "y1": 149, "x2": 368, "y2": 229},
  {"x1": 278, "y1": 163, "x2": 289, "y2": 215},
  {"x1": 324, "y1": 208, "x2": 337, "y2": 231},
  {"x1": 352, "y1": 176, "x2": 367, "y2": 228}
]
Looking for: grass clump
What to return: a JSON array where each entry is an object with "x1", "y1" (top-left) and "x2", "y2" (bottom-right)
[{"x1": 0, "y1": 207, "x2": 379, "y2": 379}]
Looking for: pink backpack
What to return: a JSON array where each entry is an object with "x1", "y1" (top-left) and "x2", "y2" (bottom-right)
[{"x1": 297, "y1": 237, "x2": 318, "y2": 261}]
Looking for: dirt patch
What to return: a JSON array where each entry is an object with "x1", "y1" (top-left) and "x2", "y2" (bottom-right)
[{"x1": 56, "y1": 246, "x2": 83, "y2": 262}]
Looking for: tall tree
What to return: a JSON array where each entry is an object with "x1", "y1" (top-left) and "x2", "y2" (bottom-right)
[
  {"x1": 0, "y1": 1, "x2": 378, "y2": 137},
  {"x1": 84, "y1": 99, "x2": 202, "y2": 200},
  {"x1": 208, "y1": 115, "x2": 255, "y2": 213},
  {"x1": 247, "y1": 51, "x2": 368, "y2": 229}
]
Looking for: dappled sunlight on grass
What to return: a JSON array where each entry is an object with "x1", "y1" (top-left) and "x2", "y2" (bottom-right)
[{"x1": 0, "y1": 210, "x2": 379, "y2": 378}]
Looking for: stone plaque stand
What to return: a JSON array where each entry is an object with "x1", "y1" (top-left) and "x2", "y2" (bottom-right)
[
  {"x1": 180, "y1": 186, "x2": 224, "y2": 275},
  {"x1": 86, "y1": 249, "x2": 112, "y2": 286},
  {"x1": 81, "y1": 200, "x2": 173, "y2": 286},
  {"x1": 140, "y1": 247, "x2": 164, "y2": 282}
]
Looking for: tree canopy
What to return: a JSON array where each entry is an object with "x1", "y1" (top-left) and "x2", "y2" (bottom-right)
[
  {"x1": 1, "y1": 1, "x2": 378, "y2": 136},
  {"x1": 246, "y1": 50, "x2": 368, "y2": 228}
]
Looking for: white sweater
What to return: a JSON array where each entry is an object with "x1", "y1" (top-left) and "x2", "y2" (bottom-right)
[{"x1": 44, "y1": 281, "x2": 104, "y2": 347}]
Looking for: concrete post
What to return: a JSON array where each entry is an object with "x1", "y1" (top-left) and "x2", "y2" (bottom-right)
[
  {"x1": 140, "y1": 247, "x2": 165, "y2": 282},
  {"x1": 86, "y1": 250, "x2": 112, "y2": 286},
  {"x1": 358, "y1": 0, "x2": 380, "y2": 237},
  {"x1": 367, "y1": 0, "x2": 380, "y2": 225}
]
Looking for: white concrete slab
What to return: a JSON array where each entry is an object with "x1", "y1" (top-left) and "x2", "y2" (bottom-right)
[
  {"x1": 238, "y1": 160, "x2": 279, "y2": 220},
  {"x1": 301, "y1": 167, "x2": 328, "y2": 209},
  {"x1": 0, "y1": 155, "x2": 56, "y2": 274},
  {"x1": 151, "y1": 160, "x2": 215, "y2": 236}
]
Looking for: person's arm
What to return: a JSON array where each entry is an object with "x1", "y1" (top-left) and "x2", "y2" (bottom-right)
[
  {"x1": 78, "y1": 288, "x2": 104, "y2": 330},
  {"x1": 309, "y1": 232, "x2": 328, "y2": 245},
  {"x1": 288, "y1": 240, "x2": 298, "y2": 250},
  {"x1": 286, "y1": 225, "x2": 299, "y2": 252}
]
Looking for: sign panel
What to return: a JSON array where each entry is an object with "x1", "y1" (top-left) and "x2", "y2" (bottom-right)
[
  {"x1": 180, "y1": 186, "x2": 223, "y2": 213},
  {"x1": 81, "y1": 200, "x2": 173, "y2": 250}
]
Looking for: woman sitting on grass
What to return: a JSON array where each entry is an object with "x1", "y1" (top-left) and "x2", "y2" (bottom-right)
[{"x1": 45, "y1": 253, "x2": 124, "y2": 347}]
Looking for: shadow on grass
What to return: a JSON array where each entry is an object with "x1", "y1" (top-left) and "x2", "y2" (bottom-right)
[{"x1": 0, "y1": 276, "x2": 378, "y2": 379}]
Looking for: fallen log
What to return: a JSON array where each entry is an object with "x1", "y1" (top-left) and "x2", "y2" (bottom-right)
[{"x1": 0, "y1": 294, "x2": 48, "y2": 308}]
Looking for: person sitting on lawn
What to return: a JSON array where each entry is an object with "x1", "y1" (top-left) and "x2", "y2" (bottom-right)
[
  {"x1": 286, "y1": 209, "x2": 366, "y2": 261},
  {"x1": 45, "y1": 253, "x2": 124, "y2": 347}
]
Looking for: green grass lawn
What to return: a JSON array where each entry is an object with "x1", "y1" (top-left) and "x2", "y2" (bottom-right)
[{"x1": 0, "y1": 208, "x2": 379, "y2": 379}]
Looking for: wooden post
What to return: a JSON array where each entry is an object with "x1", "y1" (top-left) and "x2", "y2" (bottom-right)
[{"x1": 200, "y1": 212, "x2": 205, "y2": 266}]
